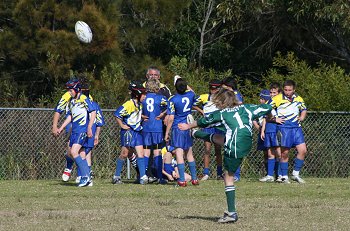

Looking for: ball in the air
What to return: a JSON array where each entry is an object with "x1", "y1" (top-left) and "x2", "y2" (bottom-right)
[{"x1": 75, "y1": 21, "x2": 92, "y2": 43}]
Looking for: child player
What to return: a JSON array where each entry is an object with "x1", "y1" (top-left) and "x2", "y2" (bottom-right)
[
  {"x1": 57, "y1": 80, "x2": 96, "y2": 187},
  {"x1": 193, "y1": 79, "x2": 223, "y2": 180},
  {"x1": 165, "y1": 78, "x2": 199, "y2": 187},
  {"x1": 142, "y1": 79, "x2": 168, "y2": 183},
  {"x1": 112, "y1": 81, "x2": 148, "y2": 185}
]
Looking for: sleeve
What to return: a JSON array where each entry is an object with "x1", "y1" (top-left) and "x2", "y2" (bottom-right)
[
  {"x1": 193, "y1": 94, "x2": 204, "y2": 106},
  {"x1": 246, "y1": 104, "x2": 272, "y2": 120},
  {"x1": 95, "y1": 103, "x2": 106, "y2": 127},
  {"x1": 54, "y1": 92, "x2": 71, "y2": 114},
  {"x1": 298, "y1": 96, "x2": 307, "y2": 112},
  {"x1": 161, "y1": 96, "x2": 168, "y2": 111},
  {"x1": 167, "y1": 96, "x2": 175, "y2": 115},
  {"x1": 197, "y1": 111, "x2": 222, "y2": 128},
  {"x1": 159, "y1": 83, "x2": 171, "y2": 98},
  {"x1": 234, "y1": 91, "x2": 244, "y2": 104},
  {"x1": 114, "y1": 101, "x2": 131, "y2": 119},
  {"x1": 85, "y1": 98, "x2": 96, "y2": 113}
]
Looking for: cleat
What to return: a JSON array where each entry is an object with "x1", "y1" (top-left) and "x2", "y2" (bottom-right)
[
  {"x1": 218, "y1": 211, "x2": 238, "y2": 223},
  {"x1": 177, "y1": 181, "x2": 187, "y2": 187},
  {"x1": 140, "y1": 175, "x2": 149, "y2": 185},
  {"x1": 148, "y1": 176, "x2": 158, "y2": 184},
  {"x1": 90, "y1": 170, "x2": 95, "y2": 179},
  {"x1": 201, "y1": 175, "x2": 209, "y2": 181},
  {"x1": 191, "y1": 179, "x2": 199, "y2": 185},
  {"x1": 217, "y1": 174, "x2": 224, "y2": 180},
  {"x1": 233, "y1": 176, "x2": 240, "y2": 182},
  {"x1": 279, "y1": 177, "x2": 290, "y2": 184},
  {"x1": 62, "y1": 168, "x2": 72, "y2": 182},
  {"x1": 88, "y1": 180, "x2": 93, "y2": 187},
  {"x1": 158, "y1": 179, "x2": 168, "y2": 184},
  {"x1": 291, "y1": 175, "x2": 305, "y2": 184},
  {"x1": 75, "y1": 176, "x2": 81, "y2": 184},
  {"x1": 78, "y1": 176, "x2": 90, "y2": 187},
  {"x1": 112, "y1": 176, "x2": 123, "y2": 184},
  {"x1": 259, "y1": 175, "x2": 275, "y2": 182},
  {"x1": 275, "y1": 176, "x2": 283, "y2": 183}
]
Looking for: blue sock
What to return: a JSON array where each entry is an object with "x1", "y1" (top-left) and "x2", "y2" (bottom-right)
[
  {"x1": 88, "y1": 165, "x2": 91, "y2": 173},
  {"x1": 177, "y1": 163, "x2": 185, "y2": 182},
  {"x1": 280, "y1": 162, "x2": 289, "y2": 176},
  {"x1": 114, "y1": 158, "x2": 125, "y2": 177},
  {"x1": 203, "y1": 167, "x2": 210, "y2": 176},
  {"x1": 217, "y1": 165, "x2": 223, "y2": 176},
  {"x1": 77, "y1": 166, "x2": 81, "y2": 177},
  {"x1": 164, "y1": 163, "x2": 172, "y2": 175},
  {"x1": 154, "y1": 155, "x2": 163, "y2": 180},
  {"x1": 74, "y1": 156, "x2": 89, "y2": 177},
  {"x1": 234, "y1": 166, "x2": 241, "y2": 179},
  {"x1": 65, "y1": 155, "x2": 74, "y2": 170},
  {"x1": 188, "y1": 161, "x2": 197, "y2": 180},
  {"x1": 267, "y1": 158, "x2": 276, "y2": 176},
  {"x1": 137, "y1": 157, "x2": 146, "y2": 177},
  {"x1": 144, "y1": 156, "x2": 149, "y2": 171},
  {"x1": 294, "y1": 158, "x2": 304, "y2": 171},
  {"x1": 275, "y1": 159, "x2": 281, "y2": 176}
]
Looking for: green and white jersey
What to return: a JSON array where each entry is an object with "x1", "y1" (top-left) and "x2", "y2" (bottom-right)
[{"x1": 197, "y1": 104, "x2": 272, "y2": 158}]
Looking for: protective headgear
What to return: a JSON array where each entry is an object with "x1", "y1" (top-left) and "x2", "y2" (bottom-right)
[
  {"x1": 209, "y1": 79, "x2": 222, "y2": 89},
  {"x1": 65, "y1": 79, "x2": 81, "y2": 93},
  {"x1": 129, "y1": 81, "x2": 146, "y2": 97}
]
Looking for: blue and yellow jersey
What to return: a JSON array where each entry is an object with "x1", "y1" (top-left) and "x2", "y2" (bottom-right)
[
  {"x1": 114, "y1": 99, "x2": 143, "y2": 131},
  {"x1": 94, "y1": 102, "x2": 105, "y2": 128},
  {"x1": 234, "y1": 90, "x2": 244, "y2": 104},
  {"x1": 54, "y1": 92, "x2": 72, "y2": 114},
  {"x1": 142, "y1": 92, "x2": 168, "y2": 132},
  {"x1": 269, "y1": 93, "x2": 307, "y2": 128},
  {"x1": 194, "y1": 93, "x2": 219, "y2": 115},
  {"x1": 167, "y1": 90, "x2": 196, "y2": 128},
  {"x1": 66, "y1": 94, "x2": 95, "y2": 134}
]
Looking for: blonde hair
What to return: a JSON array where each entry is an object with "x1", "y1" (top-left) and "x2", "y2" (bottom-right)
[
  {"x1": 212, "y1": 88, "x2": 239, "y2": 109},
  {"x1": 146, "y1": 79, "x2": 160, "y2": 93}
]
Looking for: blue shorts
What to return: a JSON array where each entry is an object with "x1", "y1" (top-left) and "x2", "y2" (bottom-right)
[
  {"x1": 264, "y1": 132, "x2": 279, "y2": 148},
  {"x1": 120, "y1": 129, "x2": 143, "y2": 148},
  {"x1": 278, "y1": 127, "x2": 305, "y2": 148},
  {"x1": 69, "y1": 132, "x2": 87, "y2": 147},
  {"x1": 84, "y1": 136, "x2": 95, "y2": 149},
  {"x1": 170, "y1": 127, "x2": 193, "y2": 150},
  {"x1": 257, "y1": 133, "x2": 266, "y2": 151},
  {"x1": 142, "y1": 131, "x2": 163, "y2": 147}
]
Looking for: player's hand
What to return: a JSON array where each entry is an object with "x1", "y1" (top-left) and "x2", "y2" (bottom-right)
[
  {"x1": 57, "y1": 127, "x2": 63, "y2": 135},
  {"x1": 87, "y1": 127, "x2": 93, "y2": 138},
  {"x1": 276, "y1": 117, "x2": 285, "y2": 124},
  {"x1": 168, "y1": 175, "x2": 174, "y2": 181},
  {"x1": 52, "y1": 127, "x2": 60, "y2": 137},
  {"x1": 121, "y1": 124, "x2": 130, "y2": 130},
  {"x1": 163, "y1": 115, "x2": 169, "y2": 126},
  {"x1": 142, "y1": 115, "x2": 149, "y2": 121},
  {"x1": 260, "y1": 132, "x2": 265, "y2": 141},
  {"x1": 164, "y1": 133, "x2": 170, "y2": 142},
  {"x1": 94, "y1": 136, "x2": 99, "y2": 146},
  {"x1": 156, "y1": 112, "x2": 165, "y2": 120},
  {"x1": 178, "y1": 123, "x2": 190, "y2": 131}
]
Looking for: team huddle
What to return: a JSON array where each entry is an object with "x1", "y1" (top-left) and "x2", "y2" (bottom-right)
[{"x1": 52, "y1": 66, "x2": 308, "y2": 223}]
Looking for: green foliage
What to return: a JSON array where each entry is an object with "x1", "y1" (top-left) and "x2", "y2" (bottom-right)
[{"x1": 263, "y1": 52, "x2": 350, "y2": 111}]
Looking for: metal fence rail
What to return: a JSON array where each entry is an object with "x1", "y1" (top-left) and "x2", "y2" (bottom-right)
[{"x1": 0, "y1": 108, "x2": 349, "y2": 180}]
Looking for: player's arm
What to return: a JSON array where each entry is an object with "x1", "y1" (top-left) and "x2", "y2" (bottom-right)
[
  {"x1": 116, "y1": 117, "x2": 130, "y2": 130},
  {"x1": 260, "y1": 118, "x2": 266, "y2": 140},
  {"x1": 165, "y1": 114, "x2": 174, "y2": 142},
  {"x1": 299, "y1": 110, "x2": 307, "y2": 122},
  {"x1": 94, "y1": 126, "x2": 101, "y2": 146},
  {"x1": 192, "y1": 106, "x2": 204, "y2": 115},
  {"x1": 253, "y1": 120, "x2": 260, "y2": 130},
  {"x1": 52, "y1": 112, "x2": 61, "y2": 136},
  {"x1": 57, "y1": 115, "x2": 72, "y2": 134}
]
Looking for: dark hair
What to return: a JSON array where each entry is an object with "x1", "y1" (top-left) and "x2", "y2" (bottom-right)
[
  {"x1": 175, "y1": 78, "x2": 187, "y2": 94},
  {"x1": 222, "y1": 77, "x2": 237, "y2": 90},
  {"x1": 209, "y1": 79, "x2": 222, "y2": 89},
  {"x1": 283, "y1": 79, "x2": 296, "y2": 88},
  {"x1": 269, "y1": 82, "x2": 281, "y2": 90}
]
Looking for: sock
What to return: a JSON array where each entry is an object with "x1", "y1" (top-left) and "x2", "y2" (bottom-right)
[
  {"x1": 177, "y1": 163, "x2": 185, "y2": 182},
  {"x1": 144, "y1": 156, "x2": 149, "y2": 172},
  {"x1": 83, "y1": 159, "x2": 90, "y2": 177},
  {"x1": 217, "y1": 165, "x2": 223, "y2": 176},
  {"x1": 225, "y1": 185, "x2": 236, "y2": 213},
  {"x1": 293, "y1": 158, "x2": 304, "y2": 172},
  {"x1": 77, "y1": 166, "x2": 81, "y2": 177},
  {"x1": 128, "y1": 153, "x2": 137, "y2": 168},
  {"x1": 137, "y1": 157, "x2": 146, "y2": 177},
  {"x1": 65, "y1": 155, "x2": 74, "y2": 170},
  {"x1": 234, "y1": 166, "x2": 241, "y2": 179},
  {"x1": 280, "y1": 162, "x2": 289, "y2": 177},
  {"x1": 74, "y1": 156, "x2": 89, "y2": 177},
  {"x1": 267, "y1": 158, "x2": 276, "y2": 177},
  {"x1": 88, "y1": 165, "x2": 91, "y2": 174},
  {"x1": 275, "y1": 159, "x2": 281, "y2": 177},
  {"x1": 188, "y1": 161, "x2": 197, "y2": 180},
  {"x1": 154, "y1": 155, "x2": 163, "y2": 180},
  {"x1": 203, "y1": 167, "x2": 210, "y2": 176},
  {"x1": 114, "y1": 158, "x2": 125, "y2": 177},
  {"x1": 164, "y1": 163, "x2": 172, "y2": 175}
]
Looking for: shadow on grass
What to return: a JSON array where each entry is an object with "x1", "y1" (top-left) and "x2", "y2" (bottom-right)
[{"x1": 174, "y1": 215, "x2": 218, "y2": 223}]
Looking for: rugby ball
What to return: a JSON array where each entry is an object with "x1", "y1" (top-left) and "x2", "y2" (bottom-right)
[{"x1": 75, "y1": 21, "x2": 92, "y2": 43}]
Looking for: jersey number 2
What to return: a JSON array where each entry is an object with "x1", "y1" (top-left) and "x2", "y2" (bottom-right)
[{"x1": 182, "y1": 97, "x2": 191, "y2": 112}]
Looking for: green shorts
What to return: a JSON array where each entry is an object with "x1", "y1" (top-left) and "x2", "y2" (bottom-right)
[{"x1": 224, "y1": 156, "x2": 243, "y2": 174}]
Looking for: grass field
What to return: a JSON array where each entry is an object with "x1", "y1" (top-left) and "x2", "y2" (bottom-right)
[{"x1": 0, "y1": 178, "x2": 349, "y2": 231}]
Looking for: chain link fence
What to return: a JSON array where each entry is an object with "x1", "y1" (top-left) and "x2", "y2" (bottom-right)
[{"x1": 0, "y1": 108, "x2": 349, "y2": 180}]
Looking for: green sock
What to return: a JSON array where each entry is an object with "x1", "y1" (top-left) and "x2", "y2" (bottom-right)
[
  {"x1": 225, "y1": 185, "x2": 236, "y2": 213},
  {"x1": 193, "y1": 130, "x2": 212, "y2": 142}
]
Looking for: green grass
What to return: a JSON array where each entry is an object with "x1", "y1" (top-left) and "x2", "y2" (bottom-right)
[{"x1": 0, "y1": 178, "x2": 349, "y2": 231}]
